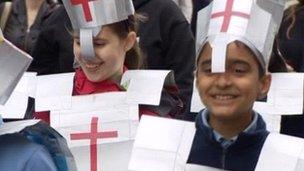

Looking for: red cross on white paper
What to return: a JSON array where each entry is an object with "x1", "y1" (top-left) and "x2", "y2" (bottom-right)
[
  {"x1": 70, "y1": 0, "x2": 97, "y2": 22},
  {"x1": 70, "y1": 117, "x2": 118, "y2": 171},
  {"x1": 211, "y1": 0, "x2": 250, "y2": 32}
]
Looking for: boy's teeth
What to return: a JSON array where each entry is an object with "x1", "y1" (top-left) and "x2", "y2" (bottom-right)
[{"x1": 215, "y1": 95, "x2": 234, "y2": 100}]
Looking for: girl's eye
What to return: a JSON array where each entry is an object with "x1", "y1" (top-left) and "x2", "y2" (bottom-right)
[{"x1": 94, "y1": 41, "x2": 106, "y2": 47}]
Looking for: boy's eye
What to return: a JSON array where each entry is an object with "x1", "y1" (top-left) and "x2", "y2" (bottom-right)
[
  {"x1": 232, "y1": 65, "x2": 248, "y2": 74},
  {"x1": 74, "y1": 39, "x2": 80, "y2": 45},
  {"x1": 199, "y1": 66, "x2": 212, "y2": 74}
]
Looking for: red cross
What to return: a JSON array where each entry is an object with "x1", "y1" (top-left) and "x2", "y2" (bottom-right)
[
  {"x1": 70, "y1": 0, "x2": 97, "y2": 22},
  {"x1": 70, "y1": 117, "x2": 118, "y2": 171},
  {"x1": 211, "y1": 0, "x2": 250, "y2": 32}
]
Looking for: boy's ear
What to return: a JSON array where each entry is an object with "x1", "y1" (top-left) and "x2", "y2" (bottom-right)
[
  {"x1": 125, "y1": 31, "x2": 136, "y2": 51},
  {"x1": 257, "y1": 73, "x2": 272, "y2": 99}
]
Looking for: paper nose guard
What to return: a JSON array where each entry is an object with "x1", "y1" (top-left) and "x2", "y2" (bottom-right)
[{"x1": 80, "y1": 29, "x2": 95, "y2": 61}]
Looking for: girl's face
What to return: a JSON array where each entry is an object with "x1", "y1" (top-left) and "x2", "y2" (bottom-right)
[{"x1": 74, "y1": 25, "x2": 136, "y2": 83}]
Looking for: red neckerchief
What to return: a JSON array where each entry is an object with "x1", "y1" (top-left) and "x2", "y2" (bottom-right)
[{"x1": 73, "y1": 67, "x2": 127, "y2": 95}]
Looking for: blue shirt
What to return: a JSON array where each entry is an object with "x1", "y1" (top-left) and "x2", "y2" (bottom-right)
[{"x1": 201, "y1": 109, "x2": 258, "y2": 149}]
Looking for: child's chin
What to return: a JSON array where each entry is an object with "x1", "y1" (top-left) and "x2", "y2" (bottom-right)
[
  {"x1": 87, "y1": 75, "x2": 106, "y2": 83},
  {"x1": 209, "y1": 108, "x2": 237, "y2": 120}
]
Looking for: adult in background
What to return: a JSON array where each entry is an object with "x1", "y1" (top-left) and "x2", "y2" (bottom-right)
[
  {"x1": 171, "y1": 0, "x2": 193, "y2": 23},
  {"x1": 133, "y1": 0, "x2": 196, "y2": 120},
  {"x1": 0, "y1": 0, "x2": 57, "y2": 55},
  {"x1": 28, "y1": 5, "x2": 74, "y2": 75}
]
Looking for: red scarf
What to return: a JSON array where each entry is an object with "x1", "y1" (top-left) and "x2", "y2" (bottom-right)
[{"x1": 73, "y1": 68, "x2": 124, "y2": 95}]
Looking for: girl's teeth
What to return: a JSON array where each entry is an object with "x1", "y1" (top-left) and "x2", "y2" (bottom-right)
[{"x1": 86, "y1": 64, "x2": 100, "y2": 68}]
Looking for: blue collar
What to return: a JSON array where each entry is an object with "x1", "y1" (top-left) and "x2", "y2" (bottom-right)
[{"x1": 201, "y1": 109, "x2": 258, "y2": 149}]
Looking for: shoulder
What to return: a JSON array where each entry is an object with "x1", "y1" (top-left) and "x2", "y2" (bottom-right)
[{"x1": 0, "y1": 133, "x2": 56, "y2": 171}]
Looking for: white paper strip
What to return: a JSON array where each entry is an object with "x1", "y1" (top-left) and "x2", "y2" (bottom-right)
[
  {"x1": 121, "y1": 70, "x2": 173, "y2": 105},
  {"x1": 0, "y1": 72, "x2": 37, "y2": 118},
  {"x1": 128, "y1": 116, "x2": 196, "y2": 171},
  {"x1": 256, "y1": 133, "x2": 304, "y2": 171},
  {"x1": 35, "y1": 73, "x2": 74, "y2": 111},
  {"x1": 253, "y1": 73, "x2": 304, "y2": 115},
  {"x1": 0, "y1": 38, "x2": 32, "y2": 104}
]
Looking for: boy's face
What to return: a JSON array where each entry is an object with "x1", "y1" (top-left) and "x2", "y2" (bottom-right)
[{"x1": 196, "y1": 42, "x2": 271, "y2": 121}]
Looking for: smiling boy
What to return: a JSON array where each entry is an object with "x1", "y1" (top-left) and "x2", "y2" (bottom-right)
[
  {"x1": 187, "y1": 0, "x2": 285, "y2": 170},
  {"x1": 188, "y1": 41, "x2": 271, "y2": 171}
]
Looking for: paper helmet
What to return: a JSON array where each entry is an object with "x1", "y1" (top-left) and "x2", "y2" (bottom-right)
[
  {"x1": 62, "y1": 0, "x2": 135, "y2": 61},
  {"x1": 196, "y1": 0, "x2": 285, "y2": 73},
  {"x1": 0, "y1": 29, "x2": 32, "y2": 104}
]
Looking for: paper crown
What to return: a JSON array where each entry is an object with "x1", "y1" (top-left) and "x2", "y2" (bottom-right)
[
  {"x1": 0, "y1": 29, "x2": 32, "y2": 105},
  {"x1": 62, "y1": 0, "x2": 135, "y2": 61},
  {"x1": 196, "y1": 0, "x2": 285, "y2": 73}
]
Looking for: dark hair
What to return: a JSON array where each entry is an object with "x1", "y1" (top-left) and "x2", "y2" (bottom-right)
[
  {"x1": 285, "y1": 1, "x2": 304, "y2": 39},
  {"x1": 107, "y1": 14, "x2": 146, "y2": 69}
]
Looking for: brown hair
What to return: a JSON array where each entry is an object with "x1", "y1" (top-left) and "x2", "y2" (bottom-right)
[
  {"x1": 107, "y1": 14, "x2": 146, "y2": 69},
  {"x1": 285, "y1": 0, "x2": 304, "y2": 39}
]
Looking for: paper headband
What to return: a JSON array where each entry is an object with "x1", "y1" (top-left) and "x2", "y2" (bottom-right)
[{"x1": 196, "y1": 0, "x2": 285, "y2": 73}]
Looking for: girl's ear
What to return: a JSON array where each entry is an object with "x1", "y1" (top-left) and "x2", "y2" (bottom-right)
[{"x1": 124, "y1": 31, "x2": 136, "y2": 51}]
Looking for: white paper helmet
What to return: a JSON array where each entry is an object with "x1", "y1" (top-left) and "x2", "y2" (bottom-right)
[
  {"x1": 0, "y1": 29, "x2": 32, "y2": 105},
  {"x1": 196, "y1": 0, "x2": 285, "y2": 73},
  {"x1": 62, "y1": 0, "x2": 135, "y2": 61}
]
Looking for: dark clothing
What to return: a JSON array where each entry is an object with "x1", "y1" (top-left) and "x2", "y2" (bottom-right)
[
  {"x1": 0, "y1": 121, "x2": 76, "y2": 171},
  {"x1": 0, "y1": 134, "x2": 57, "y2": 171},
  {"x1": 187, "y1": 110, "x2": 269, "y2": 171},
  {"x1": 1, "y1": 0, "x2": 54, "y2": 55},
  {"x1": 276, "y1": 5, "x2": 304, "y2": 72},
  {"x1": 191, "y1": 0, "x2": 211, "y2": 35},
  {"x1": 29, "y1": 5, "x2": 74, "y2": 75},
  {"x1": 281, "y1": 114, "x2": 304, "y2": 138},
  {"x1": 133, "y1": 0, "x2": 196, "y2": 120},
  {"x1": 273, "y1": 5, "x2": 304, "y2": 138}
]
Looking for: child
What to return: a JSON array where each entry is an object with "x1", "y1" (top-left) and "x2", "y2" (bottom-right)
[
  {"x1": 187, "y1": 0, "x2": 289, "y2": 170},
  {"x1": 34, "y1": 0, "x2": 183, "y2": 122}
]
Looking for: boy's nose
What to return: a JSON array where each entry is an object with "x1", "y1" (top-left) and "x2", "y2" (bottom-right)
[{"x1": 214, "y1": 73, "x2": 232, "y2": 88}]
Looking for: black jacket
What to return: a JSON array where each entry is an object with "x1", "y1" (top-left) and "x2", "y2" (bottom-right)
[
  {"x1": 29, "y1": 5, "x2": 74, "y2": 75},
  {"x1": 188, "y1": 110, "x2": 269, "y2": 171},
  {"x1": 0, "y1": 0, "x2": 55, "y2": 55},
  {"x1": 133, "y1": 0, "x2": 196, "y2": 119}
]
